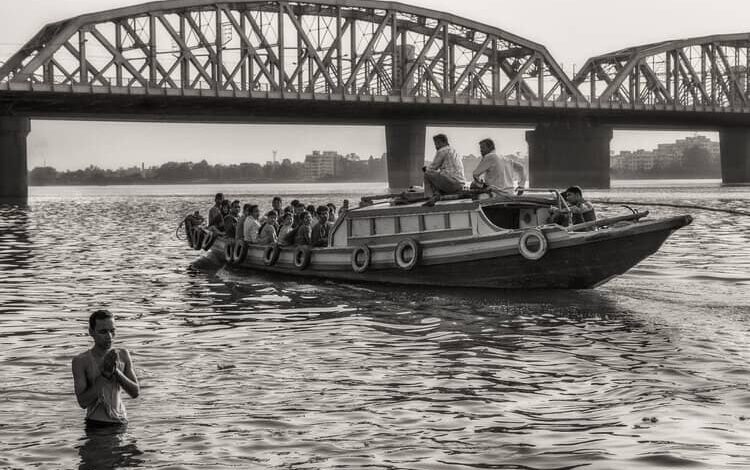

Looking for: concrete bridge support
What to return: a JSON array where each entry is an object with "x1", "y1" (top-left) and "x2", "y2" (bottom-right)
[
  {"x1": 0, "y1": 117, "x2": 31, "y2": 203},
  {"x1": 385, "y1": 122, "x2": 425, "y2": 192},
  {"x1": 526, "y1": 123, "x2": 613, "y2": 189},
  {"x1": 720, "y1": 128, "x2": 750, "y2": 185}
]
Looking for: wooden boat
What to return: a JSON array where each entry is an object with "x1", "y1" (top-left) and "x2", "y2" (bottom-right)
[{"x1": 183, "y1": 190, "x2": 693, "y2": 289}]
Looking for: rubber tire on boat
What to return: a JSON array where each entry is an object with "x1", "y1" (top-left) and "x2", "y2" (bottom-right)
[
  {"x1": 233, "y1": 241, "x2": 248, "y2": 264},
  {"x1": 394, "y1": 238, "x2": 420, "y2": 271},
  {"x1": 263, "y1": 244, "x2": 281, "y2": 266},
  {"x1": 518, "y1": 228, "x2": 548, "y2": 261},
  {"x1": 293, "y1": 245, "x2": 312, "y2": 270},
  {"x1": 225, "y1": 240, "x2": 235, "y2": 264},
  {"x1": 201, "y1": 230, "x2": 216, "y2": 251},
  {"x1": 351, "y1": 245, "x2": 372, "y2": 273}
]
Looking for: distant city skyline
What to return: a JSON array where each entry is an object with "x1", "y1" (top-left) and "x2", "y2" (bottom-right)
[{"x1": 26, "y1": 120, "x2": 719, "y2": 171}]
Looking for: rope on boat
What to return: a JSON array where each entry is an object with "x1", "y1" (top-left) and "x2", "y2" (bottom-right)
[{"x1": 591, "y1": 199, "x2": 750, "y2": 217}]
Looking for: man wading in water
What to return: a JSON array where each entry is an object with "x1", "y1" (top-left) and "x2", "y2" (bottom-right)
[{"x1": 72, "y1": 310, "x2": 139, "y2": 426}]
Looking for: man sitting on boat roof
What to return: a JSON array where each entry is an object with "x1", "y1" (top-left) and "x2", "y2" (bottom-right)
[
  {"x1": 422, "y1": 134, "x2": 466, "y2": 201},
  {"x1": 471, "y1": 138, "x2": 526, "y2": 194}
]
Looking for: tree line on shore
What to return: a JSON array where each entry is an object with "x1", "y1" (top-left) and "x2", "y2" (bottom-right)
[{"x1": 28, "y1": 157, "x2": 388, "y2": 185}]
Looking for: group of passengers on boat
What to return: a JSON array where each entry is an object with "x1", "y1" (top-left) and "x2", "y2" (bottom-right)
[{"x1": 204, "y1": 193, "x2": 349, "y2": 249}]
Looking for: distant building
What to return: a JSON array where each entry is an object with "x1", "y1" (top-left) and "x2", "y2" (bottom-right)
[
  {"x1": 612, "y1": 135, "x2": 720, "y2": 172},
  {"x1": 304, "y1": 150, "x2": 341, "y2": 179}
]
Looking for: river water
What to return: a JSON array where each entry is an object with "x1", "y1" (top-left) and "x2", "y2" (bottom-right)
[{"x1": 1, "y1": 181, "x2": 749, "y2": 470}]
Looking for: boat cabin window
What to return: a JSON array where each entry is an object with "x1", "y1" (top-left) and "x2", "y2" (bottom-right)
[
  {"x1": 482, "y1": 205, "x2": 520, "y2": 229},
  {"x1": 481, "y1": 204, "x2": 552, "y2": 230}
]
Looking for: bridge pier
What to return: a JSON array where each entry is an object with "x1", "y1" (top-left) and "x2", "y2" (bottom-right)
[
  {"x1": 526, "y1": 123, "x2": 612, "y2": 189},
  {"x1": 385, "y1": 121, "x2": 425, "y2": 192},
  {"x1": 720, "y1": 128, "x2": 750, "y2": 185},
  {"x1": 0, "y1": 117, "x2": 31, "y2": 203}
]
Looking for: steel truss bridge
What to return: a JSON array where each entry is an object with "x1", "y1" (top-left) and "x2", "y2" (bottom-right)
[{"x1": 0, "y1": 0, "x2": 584, "y2": 112}]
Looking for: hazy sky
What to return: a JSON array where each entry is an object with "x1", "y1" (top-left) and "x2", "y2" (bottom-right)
[{"x1": 1, "y1": 0, "x2": 741, "y2": 170}]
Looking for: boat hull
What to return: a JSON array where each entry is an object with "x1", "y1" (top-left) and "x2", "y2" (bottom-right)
[{"x1": 204, "y1": 215, "x2": 691, "y2": 289}]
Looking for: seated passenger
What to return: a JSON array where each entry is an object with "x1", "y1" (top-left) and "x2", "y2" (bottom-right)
[
  {"x1": 208, "y1": 193, "x2": 224, "y2": 230},
  {"x1": 257, "y1": 211, "x2": 279, "y2": 245},
  {"x1": 306, "y1": 205, "x2": 318, "y2": 225},
  {"x1": 293, "y1": 211, "x2": 313, "y2": 246},
  {"x1": 471, "y1": 138, "x2": 526, "y2": 192},
  {"x1": 423, "y1": 134, "x2": 466, "y2": 200},
  {"x1": 564, "y1": 186, "x2": 596, "y2": 226},
  {"x1": 236, "y1": 204, "x2": 250, "y2": 241},
  {"x1": 243, "y1": 205, "x2": 261, "y2": 243},
  {"x1": 271, "y1": 196, "x2": 283, "y2": 218},
  {"x1": 291, "y1": 201, "x2": 305, "y2": 228},
  {"x1": 326, "y1": 203, "x2": 337, "y2": 224},
  {"x1": 278, "y1": 213, "x2": 295, "y2": 246},
  {"x1": 340, "y1": 199, "x2": 349, "y2": 217},
  {"x1": 223, "y1": 200, "x2": 241, "y2": 238},
  {"x1": 311, "y1": 205, "x2": 333, "y2": 248}
]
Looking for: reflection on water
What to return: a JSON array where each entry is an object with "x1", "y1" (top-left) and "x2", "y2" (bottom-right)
[
  {"x1": 78, "y1": 424, "x2": 143, "y2": 470},
  {"x1": 0, "y1": 182, "x2": 749, "y2": 469}
]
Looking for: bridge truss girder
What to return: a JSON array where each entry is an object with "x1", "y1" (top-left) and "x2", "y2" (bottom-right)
[
  {"x1": 574, "y1": 33, "x2": 750, "y2": 108},
  {"x1": 0, "y1": 0, "x2": 584, "y2": 104}
]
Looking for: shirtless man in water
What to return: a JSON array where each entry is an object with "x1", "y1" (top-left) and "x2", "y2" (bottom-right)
[{"x1": 72, "y1": 310, "x2": 139, "y2": 426}]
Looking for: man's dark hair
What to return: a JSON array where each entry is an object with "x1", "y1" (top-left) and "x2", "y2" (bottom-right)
[
  {"x1": 291, "y1": 199, "x2": 301, "y2": 207},
  {"x1": 89, "y1": 309, "x2": 114, "y2": 330},
  {"x1": 307, "y1": 204, "x2": 316, "y2": 213},
  {"x1": 433, "y1": 134, "x2": 449, "y2": 145},
  {"x1": 266, "y1": 210, "x2": 278, "y2": 218},
  {"x1": 249, "y1": 204, "x2": 259, "y2": 213},
  {"x1": 243, "y1": 203, "x2": 252, "y2": 213},
  {"x1": 272, "y1": 196, "x2": 282, "y2": 203},
  {"x1": 316, "y1": 205, "x2": 329, "y2": 214},
  {"x1": 231, "y1": 200, "x2": 240, "y2": 207},
  {"x1": 564, "y1": 186, "x2": 583, "y2": 197},
  {"x1": 479, "y1": 138, "x2": 495, "y2": 151},
  {"x1": 215, "y1": 192, "x2": 224, "y2": 201},
  {"x1": 220, "y1": 199, "x2": 230, "y2": 208}
]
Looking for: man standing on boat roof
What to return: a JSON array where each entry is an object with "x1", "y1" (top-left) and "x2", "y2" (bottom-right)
[
  {"x1": 472, "y1": 138, "x2": 527, "y2": 193},
  {"x1": 422, "y1": 134, "x2": 466, "y2": 199}
]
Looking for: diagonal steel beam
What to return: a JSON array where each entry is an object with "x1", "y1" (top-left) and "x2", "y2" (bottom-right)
[
  {"x1": 344, "y1": 10, "x2": 393, "y2": 90},
  {"x1": 715, "y1": 44, "x2": 747, "y2": 105},
  {"x1": 452, "y1": 36, "x2": 491, "y2": 94},
  {"x1": 401, "y1": 21, "x2": 443, "y2": 92},
  {"x1": 120, "y1": 18, "x2": 180, "y2": 87},
  {"x1": 676, "y1": 49, "x2": 711, "y2": 103},
  {"x1": 155, "y1": 14, "x2": 215, "y2": 87},
  {"x1": 62, "y1": 40, "x2": 112, "y2": 86},
  {"x1": 89, "y1": 25, "x2": 151, "y2": 87},
  {"x1": 281, "y1": 3, "x2": 338, "y2": 91},
  {"x1": 220, "y1": 8, "x2": 279, "y2": 90},
  {"x1": 243, "y1": 10, "x2": 287, "y2": 91},
  {"x1": 500, "y1": 53, "x2": 537, "y2": 98},
  {"x1": 182, "y1": 12, "x2": 235, "y2": 89}
]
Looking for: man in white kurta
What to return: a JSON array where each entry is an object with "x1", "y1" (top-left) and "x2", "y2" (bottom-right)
[{"x1": 472, "y1": 138, "x2": 526, "y2": 191}]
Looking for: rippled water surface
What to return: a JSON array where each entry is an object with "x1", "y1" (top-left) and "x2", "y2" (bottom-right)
[{"x1": 1, "y1": 181, "x2": 749, "y2": 470}]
